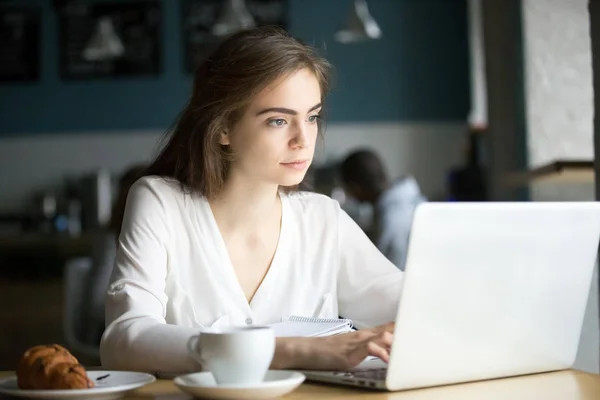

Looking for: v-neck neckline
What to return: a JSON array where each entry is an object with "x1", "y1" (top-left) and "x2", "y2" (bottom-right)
[{"x1": 200, "y1": 192, "x2": 288, "y2": 314}]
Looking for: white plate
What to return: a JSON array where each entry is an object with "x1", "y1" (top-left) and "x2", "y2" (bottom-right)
[
  {"x1": 174, "y1": 370, "x2": 305, "y2": 400},
  {"x1": 0, "y1": 371, "x2": 156, "y2": 400}
]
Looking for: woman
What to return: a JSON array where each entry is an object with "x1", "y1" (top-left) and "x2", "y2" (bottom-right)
[{"x1": 100, "y1": 26, "x2": 403, "y2": 374}]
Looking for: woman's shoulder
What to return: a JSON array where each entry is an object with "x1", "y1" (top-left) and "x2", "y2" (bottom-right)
[
  {"x1": 129, "y1": 175, "x2": 189, "y2": 201},
  {"x1": 127, "y1": 175, "x2": 198, "y2": 215},
  {"x1": 122, "y1": 176, "x2": 200, "y2": 236},
  {"x1": 131, "y1": 175, "x2": 181, "y2": 192}
]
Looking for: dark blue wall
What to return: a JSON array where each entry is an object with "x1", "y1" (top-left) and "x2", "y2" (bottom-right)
[{"x1": 0, "y1": 0, "x2": 469, "y2": 135}]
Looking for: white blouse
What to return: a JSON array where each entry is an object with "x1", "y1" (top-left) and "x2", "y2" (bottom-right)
[{"x1": 100, "y1": 176, "x2": 404, "y2": 374}]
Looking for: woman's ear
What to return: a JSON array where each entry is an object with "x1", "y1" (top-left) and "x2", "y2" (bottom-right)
[{"x1": 218, "y1": 131, "x2": 230, "y2": 146}]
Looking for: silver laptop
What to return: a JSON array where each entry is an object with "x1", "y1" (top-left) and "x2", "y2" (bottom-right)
[{"x1": 303, "y1": 202, "x2": 600, "y2": 391}]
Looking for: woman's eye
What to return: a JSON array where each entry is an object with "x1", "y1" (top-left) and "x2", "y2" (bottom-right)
[
  {"x1": 308, "y1": 114, "x2": 320, "y2": 123},
  {"x1": 267, "y1": 118, "x2": 286, "y2": 127}
]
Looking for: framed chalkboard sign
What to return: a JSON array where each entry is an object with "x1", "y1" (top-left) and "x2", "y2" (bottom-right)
[
  {"x1": 58, "y1": 1, "x2": 162, "y2": 80},
  {"x1": 182, "y1": 0, "x2": 287, "y2": 73},
  {"x1": 0, "y1": 6, "x2": 41, "y2": 83}
]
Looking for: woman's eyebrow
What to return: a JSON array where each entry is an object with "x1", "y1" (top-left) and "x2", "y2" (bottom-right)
[{"x1": 255, "y1": 102, "x2": 322, "y2": 116}]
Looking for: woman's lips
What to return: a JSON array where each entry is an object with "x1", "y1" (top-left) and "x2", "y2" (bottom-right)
[{"x1": 281, "y1": 160, "x2": 308, "y2": 170}]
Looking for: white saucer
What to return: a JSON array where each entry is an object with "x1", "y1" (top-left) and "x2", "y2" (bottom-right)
[
  {"x1": 174, "y1": 370, "x2": 305, "y2": 400},
  {"x1": 0, "y1": 371, "x2": 156, "y2": 400}
]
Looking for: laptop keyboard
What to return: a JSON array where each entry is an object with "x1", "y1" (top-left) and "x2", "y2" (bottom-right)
[{"x1": 334, "y1": 368, "x2": 388, "y2": 381}]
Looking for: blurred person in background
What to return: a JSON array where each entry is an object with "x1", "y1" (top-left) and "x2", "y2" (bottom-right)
[{"x1": 339, "y1": 149, "x2": 426, "y2": 271}]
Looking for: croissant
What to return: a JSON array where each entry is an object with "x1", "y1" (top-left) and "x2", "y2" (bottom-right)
[
  {"x1": 16, "y1": 344, "x2": 95, "y2": 390},
  {"x1": 48, "y1": 363, "x2": 95, "y2": 390}
]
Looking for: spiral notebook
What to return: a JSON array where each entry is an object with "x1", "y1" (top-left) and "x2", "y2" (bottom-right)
[{"x1": 267, "y1": 316, "x2": 354, "y2": 337}]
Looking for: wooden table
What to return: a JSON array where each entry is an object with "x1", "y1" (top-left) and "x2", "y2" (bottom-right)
[
  {"x1": 2, "y1": 370, "x2": 600, "y2": 399},
  {"x1": 507, "y1": 160, "x2": 595, "y2": 186}
]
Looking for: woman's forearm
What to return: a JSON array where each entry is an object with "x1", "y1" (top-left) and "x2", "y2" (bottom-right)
[
  {"x1": 270, "y1": 337, "x2": 313, "y2": 370},
  {"x1": 270, "y1": 325, "x2": 394, "y2": 372},
  {"x1": 100, "y1": 318, "x2": 200, "y2": 373}
]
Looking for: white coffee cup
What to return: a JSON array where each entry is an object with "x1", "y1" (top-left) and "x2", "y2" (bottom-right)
[{"x1": 187, "y1": 326, "x2": 275, "y2": 385}]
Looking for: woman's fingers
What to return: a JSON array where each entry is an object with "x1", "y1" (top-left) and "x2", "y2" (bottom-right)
[
  {"x1": 374, "y1": 322, "x2": 395, "y2": 334},
  {"x1": 309, "y1": 328, "x2": 396, "y2": 371},
  {"x1": 377, "y1": 331, "x2": 394, "y2": 350},
  {"x1": 361, "y1": 331, "x2": 394, "y2": 363},
  {"x1": 367, "y1": 340, "x2": 390, "y2": 363},
  {"x1": 363, "y1": 330, "x2": 393, "y2": 348}
]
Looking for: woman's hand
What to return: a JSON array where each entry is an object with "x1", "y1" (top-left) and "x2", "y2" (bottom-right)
[{"x1": 272, "y1": 322, "x2": 395, "y2": 371}]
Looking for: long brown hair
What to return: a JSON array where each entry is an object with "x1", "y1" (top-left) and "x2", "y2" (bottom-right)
[{"x1": 145, "y1": 26, "x2": 332, "y2": 199}]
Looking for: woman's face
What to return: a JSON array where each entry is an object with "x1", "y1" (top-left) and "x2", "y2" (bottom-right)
[{"x1": 220, "y1": 68, "x2": 322, "y2": 188}]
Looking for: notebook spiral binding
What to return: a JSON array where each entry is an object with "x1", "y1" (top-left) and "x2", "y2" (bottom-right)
[{"x1": 287, "y1": 315, "x2": 354, "y2": 328}]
